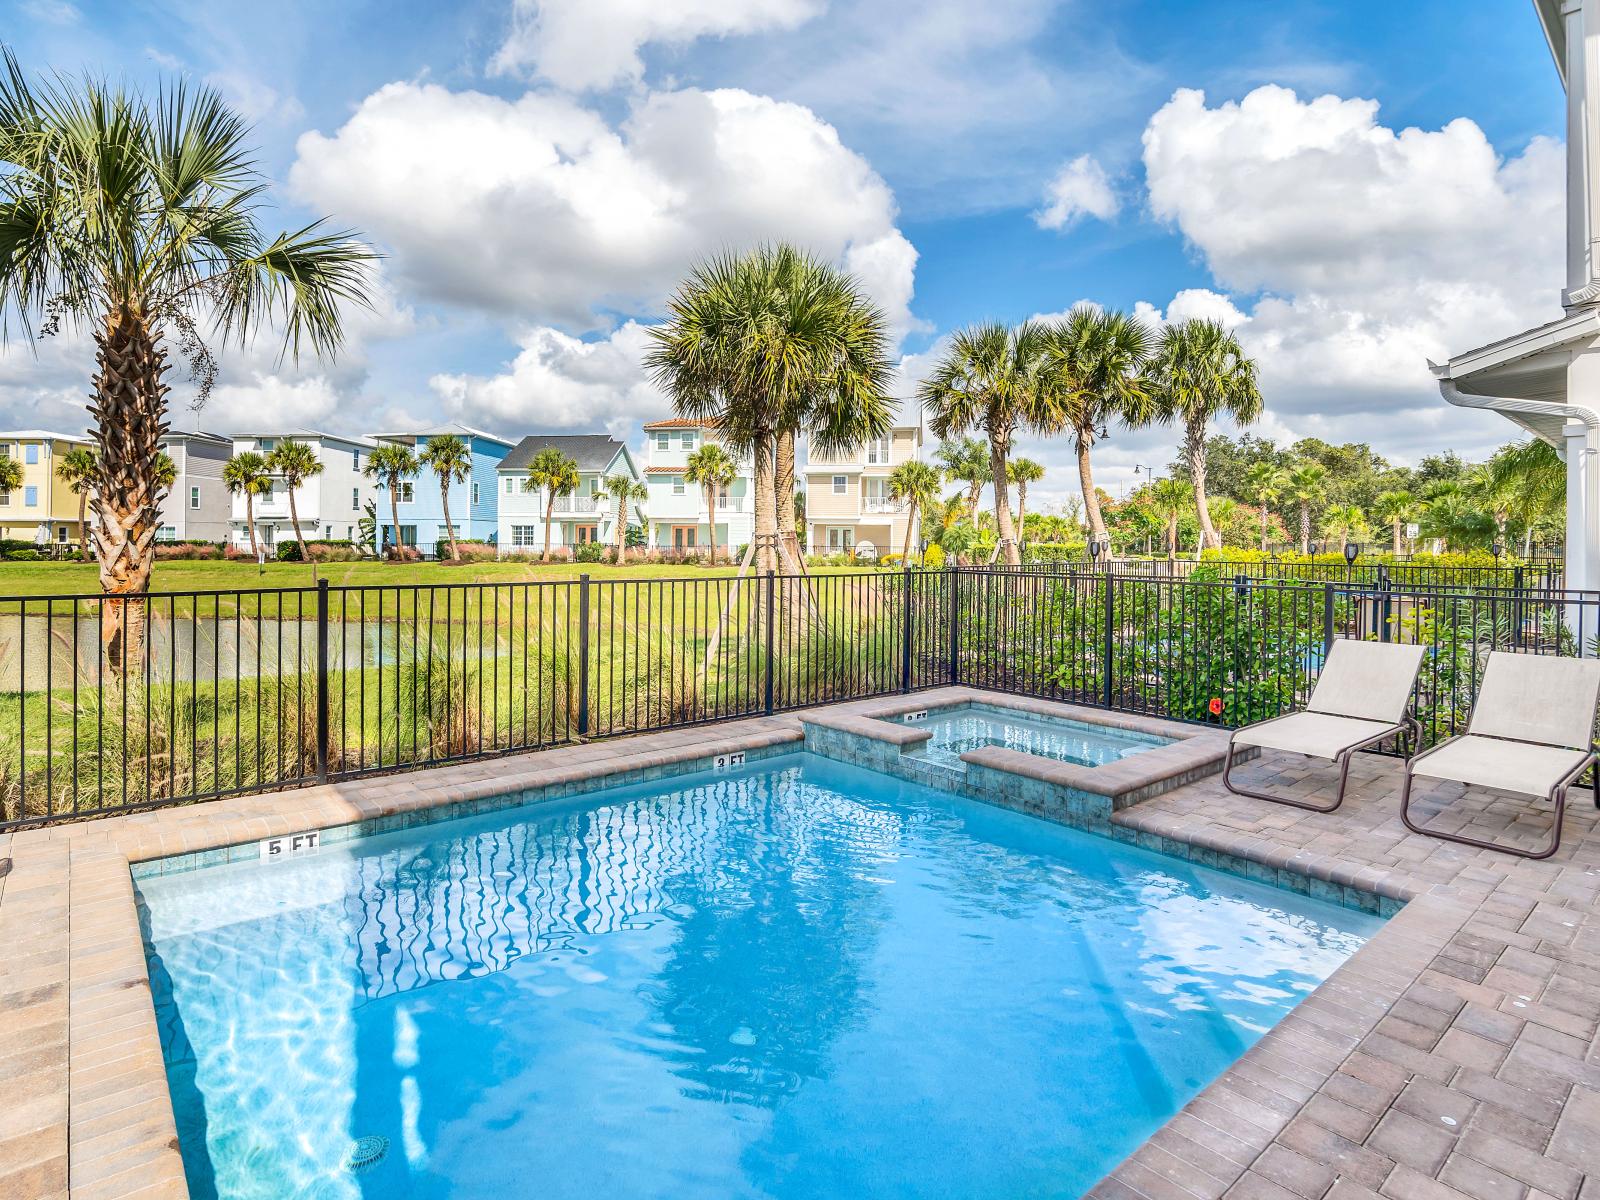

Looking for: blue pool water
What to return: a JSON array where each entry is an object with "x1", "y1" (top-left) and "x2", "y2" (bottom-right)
[
  {"x1": 894, "y1": 702, "x2": 1171, "y2": 772},
  {"x1": 139, "y1": 754, "x2": 1380, "y2": 1200}
]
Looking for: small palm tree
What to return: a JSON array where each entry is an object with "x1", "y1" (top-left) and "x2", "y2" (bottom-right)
[
  {"x1": 55, "y1": 446, "x2": 97, "y2": 557},
  {"x1": 363, "y1": 444, "x2": 417, "y2": 559},
  {"x1": 1149, "y1": 477, "x2": 1190, "y2": 561},
  {"x1": 887, "y1": 459, "x2": 942, "y2": 561},
  {"x1": 1007, "y1": 458, "x2": 1046, "y2": 548},
  {"x1": 935, "y1": 437, "x2": 991, "y2": 517},
  {"x1": 920, "y1": 322, "x2": 1058, "y2": 566},
  {"x1": 684, "y1": 443, "x2": 736, "y2": 564},
  {"x1": 1374, "y1": 489, "x2": 1417, "y2": 556},
  {"x1": 1284, "y1": 462, "x2": 1328, "y2": 553},
  {"x1": 418, "y1": 435, "x2": 472, "y2": 562},
  {"x1": 222, "y1": 451, "x2": 270, "y2": 560},
  {"x1": 1243, "y1": 462, "x2": 1286, "y2": 553},
  {"x1": 265, "y1": 441, "x2": 323, "y2": 563},
  {"x1": 0, "y1": 52, "x2": 374, "y2": 665},
  {"x1": 524, "y1": 447, "x2": 579, "y2": 562},
  {"x1": 0, "y1": 457, "x2": 20, "y2": 505},
  {"x1": 1323, "y1": 503, "x2": 1368, "y2": 553},
  {"x1": 599, "y1": 472, "x2": 648, "y2": 564},
  {"x1": 1482, "y1": 440, "x2": 1563, "y2": 556},
  {"x1": 1146, "y1": 319, "x2": 1263, "y2": 550}
]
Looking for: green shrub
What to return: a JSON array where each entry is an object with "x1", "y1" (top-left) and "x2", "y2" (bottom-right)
[
  {"x1": 574, "y1": 541, "x2": 605, "y2": 563},
  {"x1": 3, "y1": 548, "x2": 41, "y2": 561},
  {"x1": 275, "y1": 540, "x2": 303, "y2": 562}
]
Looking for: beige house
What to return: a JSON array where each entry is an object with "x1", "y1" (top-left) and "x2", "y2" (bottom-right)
[{"x1": 803, "y1": 426, "x2": 923, "y2": 557}]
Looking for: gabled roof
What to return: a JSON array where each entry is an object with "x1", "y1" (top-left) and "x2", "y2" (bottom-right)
[
  {"x1": 232, "y1": 429, "x2": 378, "y2": 448},
  {"x1": 642, "y1": 418, "x2": 718, "y2": 431},
  {"x1": 0, "y1": 430, "x2": 92, "y2": 444},
  {"x1": 498, "y1": 434, "x2": 626, "y2": 473},
  {"x1": 371, "y1": 423, "x2": 514, "y2": 448}
]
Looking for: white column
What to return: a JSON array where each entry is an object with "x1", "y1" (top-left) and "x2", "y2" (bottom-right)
[{"x1": 1564, "y1": 418, "x2": 1599, "y2": 591}]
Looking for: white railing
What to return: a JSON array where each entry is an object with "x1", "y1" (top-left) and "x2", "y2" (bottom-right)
[
  {"x1": 863, "y1": 498, "x2": 902, "y2": 514},
  {"x1": 553, "y1": 495, "x2": 603, "y2": 514}
]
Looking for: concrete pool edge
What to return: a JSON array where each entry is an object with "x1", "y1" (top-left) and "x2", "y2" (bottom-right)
[{"x1": 1, "y1": 690, "x2": 1577, "y2": 1199}]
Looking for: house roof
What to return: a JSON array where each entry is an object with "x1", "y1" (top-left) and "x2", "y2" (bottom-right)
[
  {"x1": 371, "y1": 423, "x2": 514, "y2": 448},
  {"x1": 163, "y1": 430, "x2": 232, "y2": 445},
  {"x1": 0, "y1": 430, "x2": 92, "y2": 444},
  {"x1": 498, "y1": 434, "x2": 626, "y2": 473},
  {"x1": 642, "y1": 418, "x2": 718, "y2": 431},
  {"x1": 232, "y1": 429, "x2": 378, "y2": 448}
]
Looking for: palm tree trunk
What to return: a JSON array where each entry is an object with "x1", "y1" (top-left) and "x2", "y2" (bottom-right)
[
  {"x1": 1259, "y1": 504, "x2": 1269, "y2": 552},
  {"x1": 542, "y1": 491, "x2": 555, "y2": 562},
  {"x1": 89, "y1": 304, "x2": 166, "y2": 675},
  {"x1": 1186, "y1": 418, "x2": 1219, "y2": 550},
  {"x1": 1299, "y1": 503, "x2": 1311, "y2": 554},
  {"x1": 752, "y1": 430, "x2": 778, "y2": 574},
  {"x1": 706, "y1": 488, "x2": 719, "y2": 565},
  {"x1": 245, "y1": 491, "x2": 261, "y2": 560},
  {"x1": 1077, "y1": 435, "x2": 1107, "y2": 543},
  {"x1": 441, "y1": 481, "x2": 459, "y2": 561},
  {"x1": 388, "y1": 484, "x2": 402, "y2": 560},
  {"x1": 287, "y1": 488, "x2": 309, "y2": 563},
  {"x1": 1392, "y1": 518, "x2": 1402, "y2": 556},
  {"x1": 1015, "y1": 483, "x2": 1029, "y2": 553},
  {"x1": 1166, "y1": 517, "x2": 1177, "y2": 561},
  {"x1": 775, "y1": 431, "x2": 802, "y2": 573},
  {"x1": 612, "y1": 499, "x2": 627, "y2": 564},
  {"x1": 76, "y1": 490, "x2": 88, "y2": 559},
  {"x1": 902, "y1": 500, "x2": 917, "y2": 561},
  {"x1": 965, "y1": 480, "x2": 983, "y2": 519},
  {"x1": 988, "y1": 432, "x2": 1020, "y2": 567}
]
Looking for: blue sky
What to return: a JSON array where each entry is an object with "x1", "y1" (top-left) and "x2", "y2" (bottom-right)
[{"x1": 0, "y1": 0, "x2": 1569, "y2": 503}]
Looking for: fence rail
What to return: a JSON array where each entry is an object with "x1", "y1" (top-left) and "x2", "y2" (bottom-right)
[{"x1": 2, "y1": 568, "x2": 1596, "y2": 831}]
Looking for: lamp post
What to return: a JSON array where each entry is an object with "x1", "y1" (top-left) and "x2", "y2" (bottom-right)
[{"x1": 1344, "y1": 540, "x2": 1360, "y2": 583}]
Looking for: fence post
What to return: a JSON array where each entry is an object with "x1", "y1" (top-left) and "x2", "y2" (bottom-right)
[
  {"x1": 1102, "y1": 573, "x2": 1115, "y2": 709},
  {"x1": 576, "y1": 574, "x2": 591, "y2": 736},
  {"x1": 314, "y1": 578, "x2": 330, "y2": 783},
  {"x1": 1322, "y1": 581, "x2": 1335, "y2": 661},
  {"x1": 901, "y1": 565, "x2": 914, "y2": 693},
  {"x1": 947, "y1": 568, "x2": 960, "y2": 686},
  {"x1": 764, "y1": 570, "x2": 777, "y2": 715}
]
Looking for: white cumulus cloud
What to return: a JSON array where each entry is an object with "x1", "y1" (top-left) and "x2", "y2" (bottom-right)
[
  {"x1": 491, "y1": 0, "x2": 824, "y2": 90},
  {"x1": 1034, "y1": 154, "x2": 1119, "y2": 230}
]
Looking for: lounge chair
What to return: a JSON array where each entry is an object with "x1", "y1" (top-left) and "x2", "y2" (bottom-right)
[
  {"x1": 1400, "y1": 652, "x2": 1600, "y2": 860},
  {"x1": 1223, "y1": 639, "x2": 1427, "y2": 812}
]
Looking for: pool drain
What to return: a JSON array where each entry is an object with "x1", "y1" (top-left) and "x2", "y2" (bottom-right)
[{"x1": 346, "y1": 1135, "x2": 390, "y2": 1173}]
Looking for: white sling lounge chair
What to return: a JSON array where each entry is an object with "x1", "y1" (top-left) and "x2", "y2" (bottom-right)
[
  {"x1": 1223, "y1": 639, "x2": 1427, "y2": 813},
  {"x1": 1400, "y1": 651, "x2": 1600, "y2": 861}
]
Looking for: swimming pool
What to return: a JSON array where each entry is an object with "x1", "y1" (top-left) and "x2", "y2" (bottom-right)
[
  {"x1": 893, "y1": 702, "x2": 1172, "y2": 772},
  {"x1": 139, "y1": 753, "x2": 1379, "y2": 1200}
]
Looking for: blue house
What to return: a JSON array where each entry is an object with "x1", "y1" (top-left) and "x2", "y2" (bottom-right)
[{"x1": 370, "y1": 424, "x2": 515, "y2": 556}]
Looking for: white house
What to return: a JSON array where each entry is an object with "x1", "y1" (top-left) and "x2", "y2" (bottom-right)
[
  {"x1": 802, "y1": 425, "x2": 923, "y2": 557},
  {"x1": 1433, "y1": 2, "x2": 1600, "y2": 590},
  {"x1": 228, "y1": 431, "x2": 374, "y2": 552},
  {"x1": 155, "y1": 431, "x2": 232, "y2": 543},
  {"x1": 641, "y1": 419, "x2": 754, "y2": 556},
  {"x1": 496, "y1": 435, "x2": 641, "y2": 554}
]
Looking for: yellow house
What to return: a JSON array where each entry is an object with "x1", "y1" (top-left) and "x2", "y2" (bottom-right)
[{"x1": 0, "y1": 430, "x2": 94, "y2": 547}]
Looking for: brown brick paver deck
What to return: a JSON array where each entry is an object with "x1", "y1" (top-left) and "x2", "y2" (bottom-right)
[{"x1": 1, "y1": 695, "x2": 1598, "y2": 1199}]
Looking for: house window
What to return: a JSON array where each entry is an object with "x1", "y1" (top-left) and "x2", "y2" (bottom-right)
[
  {"x1": 0, "y1": 444, "x2": 10, "y2": 459},
  {"x1": 472, "y1": 481, "x2": 480, "y2": 504},
  {"x1": 352, "y1": 449, "x2": 360, "y2": 470},
  {"x1": 259, "y1": 439, "x2": 274, "y2": 452},
  {"x1": 24, "y1": 444, "x2": 38, "y2": 465},
  {"x1": 672, "y1": 478, "x2": 686, "y2": 495},
  {"x1": 504, "y1": 476, "x2": 515, "y2": 495},
  {"x1": 655, "y1": 433, "x2": 670, "y2": 450},
  {"x1": 189, "y1": 486, "x2": 200, "y2": 509},
  {"x1": 261, "y1": 482, "x2": 274, "y2": 502},
  {"x1": 866, "y1": 437, "x2": 891, "y2": 465},
  {"x1": 397, "y1": 481, "x2": 414, "y2": 502},
  {"x1": 24, "y1": 486, "x2": 37, "y2": 506},
  {"x1": 0, "y1": 491, "x2": 8, "y2": 506},
  {"x1": 512, "y1": 525, "x2": 539, "y2": 547},
  {"x1": 157, "y1": 526, "x2": 176, "y2": 542},
  {"x1": 865, "y1": 478, "x2": 890, "y2": 509},
  {"x1": 832, "y1": 475, "x2": 847, "y2": 495},
  {"x1": 827, "y1": 527, "x2": 854, "y2": 551},
  {"x1": 680, "y1": 432, "x2": 694, "y2": 449},
  {"x1": 352, "y1": 487, "x2": 360, "y2": 509}
]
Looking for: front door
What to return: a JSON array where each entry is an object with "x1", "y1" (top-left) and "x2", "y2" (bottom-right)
[
  {"x1": 827, "y1": 526, "x2": 854, "y2": 552},
  {"x1": 575, "y1": 524, "x2": 599, "y2": 544},
  {"x1": 672, "y1": 525, "x2": 698, "y2": 551}
]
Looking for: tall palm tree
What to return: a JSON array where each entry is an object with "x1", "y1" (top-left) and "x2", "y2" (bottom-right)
[
  {"x1": 0, "y1": 52, "x2": 374, "y2": 665},
  {"x1": 1149, "y1": 477, "x2": 1190, "y2": 561},
  {"x1": 599, "y1": 472, "x2": 648, "y2": 564},
  {"x1": 222, "y1": 450, "x2": 270, "y2": 560},
  {"x1": 1373, "y1": 490, "x2": 1417, "y2": 556},
  {"x1": 646, "y1": 245, "x2": 895, "y2": 575},
  {"x1": 363, "y1": 443, "x2": 417, "y2": 559},
  {"x1": 524, "y1": 447, "x2": 579, "y2": 562},
  {"x1": 1284, "y1": 462, "x2": 1327, "y2": 554},
  {"x1": 55, "y1": 446, "x2": 97, "y2": 557},
  {"x1": 265, "y1": 441, "x2": 322, "y2": 564},
  {"x1": 935, "y1": 437, "x2": 991, "y2": 518},
  {"x1": 1243, "y1": 462, "x2": 1286, "y2": 552},
  {"x1": 887, "y1": 459, "x2": 942, "y2": 561},
  {"x1": 1039, "y1": 308, "x2": 1155, "y2": 545},
  {"x1": 684, "y1": 443, "x2": 736, "y2": 564},
  {"x1": 1007, "y1": 458, "x2": 1046, "y2": 547},
  {"x1": 919, "y1": 322, "x2": 1057, "y2": 566},
  {"x1": 418, "y1": 435, "x2": 472, "y2": 562},
  {"x1": 1146, "y1": 319, "x2": 1263, "y2": 550}
]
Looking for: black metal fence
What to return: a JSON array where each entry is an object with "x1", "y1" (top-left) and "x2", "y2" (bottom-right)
[{"x1": 1, "y1": 567, "x2": 1594, "y2": 831}]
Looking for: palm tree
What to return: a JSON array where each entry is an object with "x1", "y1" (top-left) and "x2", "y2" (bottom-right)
[
  {"x1": 599, "y1": 472, "x2": 648, "y2": 564},
  {"x1": 1419, "y1": 481, "x2": 1494, "y2": 553},
  {"x1": 1243, "y1": 462, "x2": 1286, "y2": 552},
  {"x1": 1007, "y1": 458, "x2": 1046, "y2": 548},
  {"x1": 1284, "y1": 462, "x2": 1328, "y2": 554},
  {"x1": 418, "y1": 435, "x2": 472, "y2": 562},
  {"x1": 919, "y1": 322, "x2": 1058, "y2": 566},
  {"x1": 55, "y1": 446, "x2": 97, "y2": 557},
  {"x1": 1483, "y1": 439, "x2": 1564, "y2": 556},
  {"x1": 524, "y1": 447, "x2": 579, "y2": 562},
  {"x1": 887, "y1": 460, "x2": 942, "y2": 561},
  {"x1": 0, "y1": 458, "x2": 21, "y2": 508},
  {"x1": 1146, "y1": 319, "x2": 1263, "y2": 550},
  {"x1": 1039, "y1": 308, "x2": 1155, "y2": 545},
  {"x1": 684, "y1": 443, "x2": 736, "y2": 564},
  {"x1": 222, "y1": 451, "x2": 271, "y2": 560},
  {"x1": 265, "y1": 441, "x2": 322, "y2": 563},
  {"x1": 0, "y1": 52, "x2": 374, "y2": 665},
  {"x1": 363, "y1": 444, "x2": 417, "y2": 559},
  {"x1": 647, "y1": 245, "x2": 894, "y2": 574},
  {"x1": 1373, "y1": 490, "x2": 1417, "y2": 556},
  {"x1": 935, "y1": 437, "x2": 991, "y2": 517},
  {"x1": 1322, "y1": 503, "x2": 1368, "y2": 553},
  {"x1": 1149, "y1": 477, "x2": 1190, "y2": 561}
]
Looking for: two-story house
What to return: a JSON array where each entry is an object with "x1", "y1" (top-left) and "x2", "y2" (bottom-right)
[
  {"x1": 641, "y1": 419, "x2": 754, "y2": 556},
  {"x1": 155, "y1": 431, "x2": 232, "y2": 543},
  {"x1": 371, "y1": 424, "x2": 513, "y2": 556},
  {"x1": 227, "y1": 431, "x2": 374, "y2": 552},
  {"x1": 0, "y1": 430, "x2": 94, "y2": 547},
  {"x1": 803, "y1": 425, "x2": 923, "y2": 556},
  {"x1": 496, "y1": 435, "x2": 641, "y2": 555}
]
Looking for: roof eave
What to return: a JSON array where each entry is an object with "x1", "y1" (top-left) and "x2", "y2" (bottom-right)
[{"x1": 1535, "y1": 0, "x2": 1567, "y2": 88}]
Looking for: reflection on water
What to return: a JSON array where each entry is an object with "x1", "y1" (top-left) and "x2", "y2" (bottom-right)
[{"x1": 140, "y1": 755, "x2": 1380, "y2": 1200}]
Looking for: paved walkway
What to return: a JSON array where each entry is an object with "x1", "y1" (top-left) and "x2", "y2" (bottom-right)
[{"x1": 1, "y1": 701, "x2": 1597, "y2": 1199}]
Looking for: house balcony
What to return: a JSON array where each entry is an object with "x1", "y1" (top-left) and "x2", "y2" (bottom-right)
[
  {"x1": 553, "y1": 495, "x2": 603, "y2": 515},
  {"x1": 863, "y1": 498, "x2": 904, "y2": 514}
]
